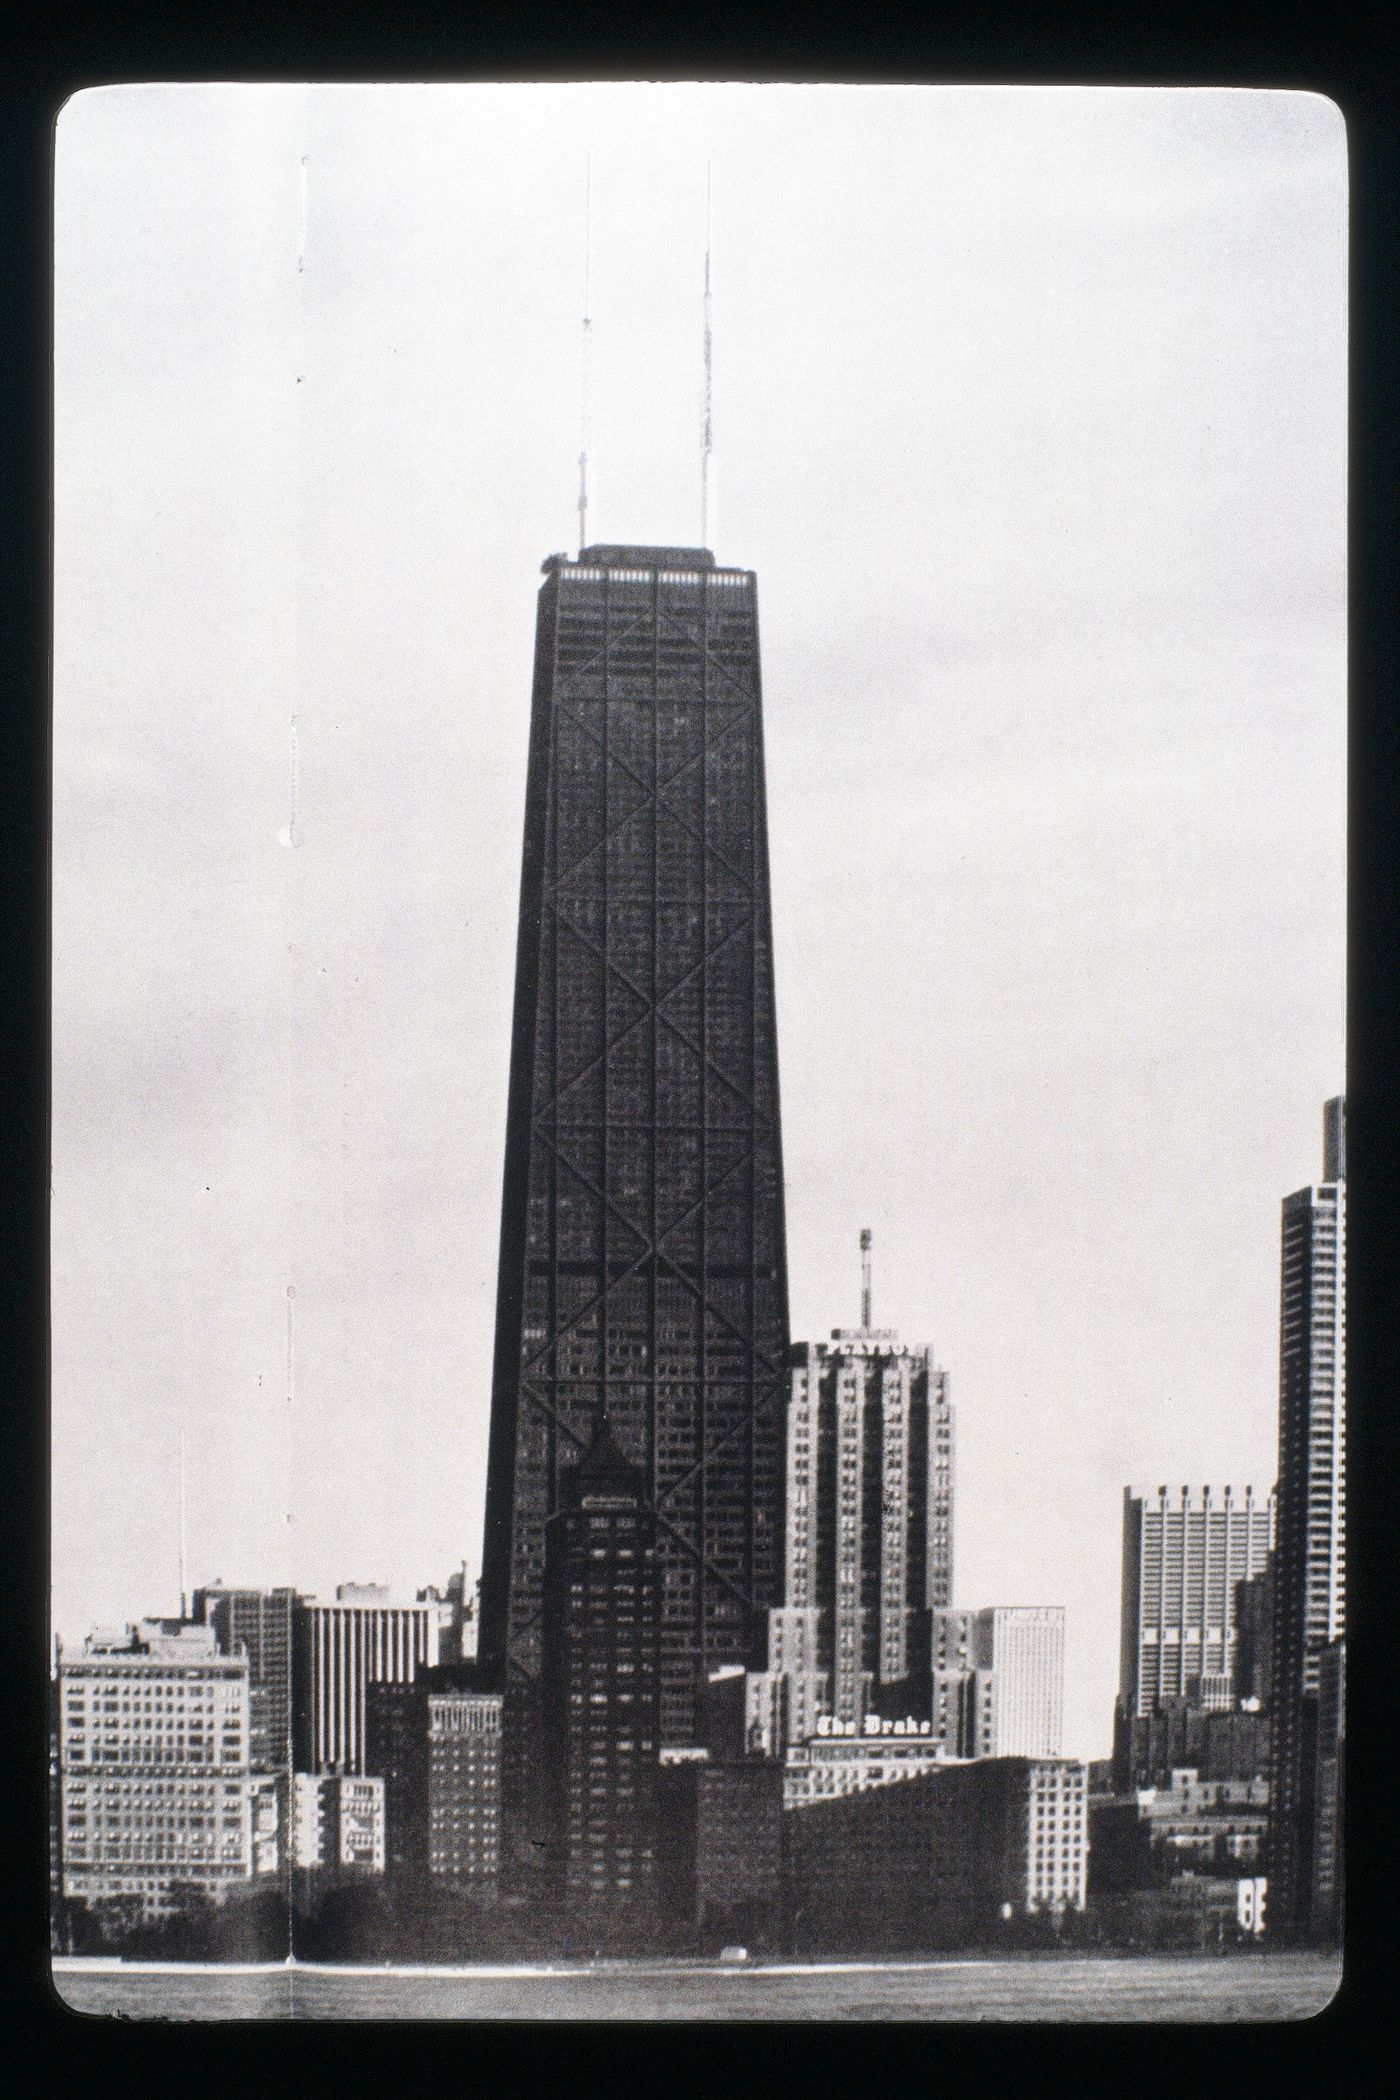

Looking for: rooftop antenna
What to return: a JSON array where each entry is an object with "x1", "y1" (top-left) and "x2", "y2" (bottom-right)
[
  {"x1": 178, "y1": 1415, "x2": 189, "y2": 1621},
  {"x1": 700, "y1": 161, "x2": 714, "y2": 549},
  {"x1": 577, "y1": 156, "x2": 593, "y2": 555},
  {"x1": 860, "y1": 1229, "x2": 873, "y2": 1330}
]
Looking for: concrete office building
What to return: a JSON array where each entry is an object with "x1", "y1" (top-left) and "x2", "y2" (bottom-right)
[
  {"x1": 694, "y1": 1759, "x2": 786, "y2": 1948},
  {"x1": 292, "y1": 1586, "x2": 443, "y2": 1776},
  {"x1": 1112, "y1": 1484, "x2": 1276, "y2": 1792},
  {"x1": 58, "y1": 1621, "x2": 280, "y2": 1917},
  {"x1": 931, "y1": 1606, "x2": 1065, "y2": 1759},
  {"x1": 1268, "y1": 1097, "x2": 1346, "y2": 1941},
  {"x1": 1116, "y1": 1486, "x2": 1275, "y2": 1718},
  {"x1": 787, "y1": 1235, "x2": 954, "y2": 1728},
  {"x1": 479, "y1": 545, "x2": 792, "y2": 1870}
]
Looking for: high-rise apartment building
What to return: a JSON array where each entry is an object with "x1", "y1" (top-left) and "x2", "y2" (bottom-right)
[
  {"x1": 428, "y1": 1684, "x2": 503, "y2": 1883},
  {"x1": 194, "y1": 1585, "x2": 296, "y2": 1773},
  {"x1": 292, "y1": 1586, "x2": 443, "y2": 1776},
  {"x1": 1116, "y1": 1486, "x2": 1276, "y2": 1718},
  {"x1": 363, "y1": 1665, "x2": 502, "y2": 1885},
  {"x1": 1268, "y1": 1096, "x2": 1346, "y2": 1940},
  {"x1": 58, "y1": 1621, "x2": 280, "y2": 1917},
  {"x1": 364, "y1": 1679, "x2": 431, "y2": 1881},
  {"x1": 539, "y1": 1415, "x2": 663, "y2": 1929},
  {"x1": 931, "y1": 1606, "x2": 1064, "y2": 1759},
  {"x1": 786, "y1": 1243, "x2": 954, "y2": 1727},
  {"x1": 479, "y1": 544, "x2": 791, "y2": 1850},
  {"x1": 1309, "y1": 1637, "x2": 1345, "y2": 1946}
]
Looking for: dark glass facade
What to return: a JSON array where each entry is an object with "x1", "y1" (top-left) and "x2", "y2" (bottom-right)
[{"x1": 479, "y1": 545, "x2": 791, "y2": 1860}]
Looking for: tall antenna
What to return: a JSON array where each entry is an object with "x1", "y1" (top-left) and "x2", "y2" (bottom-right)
[
  {"x1": 178, "y1": 1416, "x2": 189, "y2": 1620},
  {"x1": 578, "y1": 156, "x2": 593, "y2": 554},
  {"x1": 860, "y1": 1229, "x2": 873, "y2": 1330},
  {"x1": 701, "y1": 161, "x2": 714, "y2": 549}
]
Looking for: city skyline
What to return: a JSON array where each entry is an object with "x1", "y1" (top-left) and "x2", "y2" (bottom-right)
[{"x1": 51, "y1": 84, "x2": 1346, "y2": 1759}]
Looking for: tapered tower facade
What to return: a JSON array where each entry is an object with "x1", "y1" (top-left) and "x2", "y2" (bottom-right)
[{"x1": 479, "y1": 544, "x2": 790, "y2": 1869}]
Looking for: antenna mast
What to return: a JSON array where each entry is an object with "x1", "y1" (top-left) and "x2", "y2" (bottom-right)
[
  {"x1": 860, "y1": 1229, "x2": 873, "y2": 1330},
  {"x1": 701, "y1": 161, "x2": 713, "y2": 548},
  {"x1": 578, "y1": 157, "x2": 593, "y2": 554},
  {"x1": 178, "y1": 1417, "x2": 189, "y2": 1620}
]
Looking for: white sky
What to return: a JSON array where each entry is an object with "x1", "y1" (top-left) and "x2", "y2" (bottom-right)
[{"x1": 51, "y1": 84, "x2": 1346, "y2": 1757}]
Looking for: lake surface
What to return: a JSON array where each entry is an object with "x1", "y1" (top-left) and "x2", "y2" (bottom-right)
[{"x1": 53, "y1": 1952, "x2": 1341, "y2": 2022}]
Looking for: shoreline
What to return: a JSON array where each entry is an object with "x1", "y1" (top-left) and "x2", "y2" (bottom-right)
[{"x1": 53, "y1": 1948, "x2": 1337, "y2": 1978}]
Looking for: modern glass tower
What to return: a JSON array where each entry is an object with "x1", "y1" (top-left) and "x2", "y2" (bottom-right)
[{"x1": 479, "y1": 544, "x2": 791, "y2": 1859}]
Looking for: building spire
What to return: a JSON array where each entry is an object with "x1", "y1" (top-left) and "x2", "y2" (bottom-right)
[
  {"x1": 578, "y1": 155, "x2": 593, "y2": 555},
  {"x1": 700, "y1": 161, "x2": 713, "y2": 550},
  {"x1": 178, "y1": 1417, "x2": 189, "y2": 1620},
  {"x1": 860, "y1": 1228, "x2": 873, "y2": 1330}
]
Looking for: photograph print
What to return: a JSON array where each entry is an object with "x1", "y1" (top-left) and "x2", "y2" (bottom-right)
[{"x1": 50, "y1": 82, "x2": 1346, "y2": 2020}]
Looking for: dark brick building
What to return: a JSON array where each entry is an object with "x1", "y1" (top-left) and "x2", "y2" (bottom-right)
[{"x1": 540, "y1": 1415, "x2": 661, "y2": 1939}]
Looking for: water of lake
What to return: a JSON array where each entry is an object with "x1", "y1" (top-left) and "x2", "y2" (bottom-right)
[{"x1": 52, "y1": 1951, "x2": 1341, "y2": 2022}]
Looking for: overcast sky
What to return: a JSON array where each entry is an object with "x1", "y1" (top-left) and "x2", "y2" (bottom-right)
[{"x1": 51, "y1": 83, "x2": 1345, "y2": 1757}]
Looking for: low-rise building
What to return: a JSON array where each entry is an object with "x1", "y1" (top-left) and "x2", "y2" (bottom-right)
[
  {"x1": 1088, "y1": 1768, "x2": 1269, "y2": 1894},
  {"x1": 1111, "y1": 1698, "x2": 1269, "y2": 1792},
  {"x1": 783, "y1": 1728, "x2": 953, "y2": 1809},
  {"x1": 292, "y1": 1772, "x2": 386, "y2": 1874},
  {"x1": 786, "y1": 1755, "x2": 1088, "y2": 1953}
]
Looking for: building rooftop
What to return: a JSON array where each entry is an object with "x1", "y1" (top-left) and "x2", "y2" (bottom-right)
[
  {"x1": 579, "y1": 544, "x2": 715, "y2": 569},
  {"x1": 558, "y1": 1414, "x2": 648, "y2": 1511}
]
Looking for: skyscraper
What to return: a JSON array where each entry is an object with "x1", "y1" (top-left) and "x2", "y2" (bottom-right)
[
  {"x1": 194, "y1": 1585, "x2": 296, "y2": 1774},
  {"x1": 1268, "y1": 1095, "x2": 1346, "y2": 1940},
  {"x1": 292, "y1": 1586, "x2": 444, "y2": 1776},
  {"x1": 479, "y1": 545, "x2": 791, "y2": 1854},
  {"x1": 1110, "y1": 1486, "x2": 1275, "y2": 1792},
  {"x1": 1116, "y1": 1486, "x2": 1276, "y2": 1718},
  {"x1": 785, "y1": 1240, "x2": 954, "y2": 1726}
]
